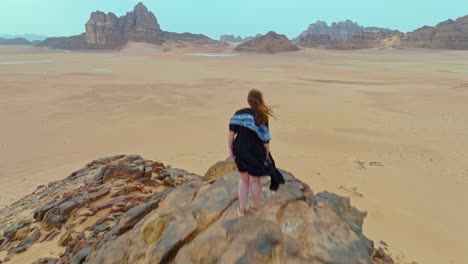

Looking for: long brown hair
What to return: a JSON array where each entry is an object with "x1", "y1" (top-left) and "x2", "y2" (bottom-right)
[{"x1": 248, "y1": 89, "x2": 275, "y2": 125}]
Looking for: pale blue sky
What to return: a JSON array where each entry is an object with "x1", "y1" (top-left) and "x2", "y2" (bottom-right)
[{"x1": 1, "y1": 0, "x2": 467, "y2": 39}]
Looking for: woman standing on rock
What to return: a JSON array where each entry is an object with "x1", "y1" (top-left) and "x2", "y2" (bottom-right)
[{"x1": 228, "y1": 89, "x2": 284, "y2": 217}]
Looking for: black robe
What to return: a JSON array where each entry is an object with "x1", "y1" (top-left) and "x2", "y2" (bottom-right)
[{"x1": 229, "y1": 108, "x2": 285, "y2": 190}]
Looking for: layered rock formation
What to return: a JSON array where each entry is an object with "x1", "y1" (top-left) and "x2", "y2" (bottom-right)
[
  {"x1": 295, "y1": 20, "x2": 402, "y2": 49},
  {"x1": 402, "y1": 15, "x2": 468, "y2": 50},
  {"x1": 84, "y1": 12, "x2": 121, "y2": 47},
  {"x1": 298, "y1": 20, "x2": 361, "y2": 41},
  {"x1": 38, "y1": 35, "x2": 88, "y2": 50},
  {"x1": 220, "y1": 35, "x2": 244, "y2": 43},
  {"x1": 119, "y1": 2, "x2": 163, "y2": 43},
  {"x1": 234, "y1": 31, "x2": 300, "y2": 54},
  {"x1": 296, "y1": 16, "x2": 468, "y2": 50},
  {"x1": 332, "y1": 30, "x2": 403, "y2": 50},
  {"x1": 39, "y1": 2, "x2": 218, "y2": 50},
  {"x1": 162, "y1": 32, "x2": 216, "y2": 45},
  {"x1": 219, "y1": 35, "x2": 256, "y2": 43},
  {"x1": 0, "y1": 155, "x2": 199, "y2": 263},
  {"x1": 82, "y1": 3, "x2": 163, "y2": 49},
  {"x1": 0, "y1": 38, "x2": 31, "y2": 45},
  {"x1": 0, "y1": 155, "x2": 393, "y2": 264}
]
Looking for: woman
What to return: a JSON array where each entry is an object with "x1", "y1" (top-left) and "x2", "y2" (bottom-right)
[{"x1": 228, "y1": 89, "x2": 284, "y2": 217}]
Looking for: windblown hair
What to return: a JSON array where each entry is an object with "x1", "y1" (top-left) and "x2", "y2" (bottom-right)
[{"x1": 247, "y1": 89, "x2": 275, "y2": 125}]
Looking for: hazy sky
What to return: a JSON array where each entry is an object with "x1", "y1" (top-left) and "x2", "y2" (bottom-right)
[{"x1": 1, "y1": 0, "x2": 468, "y2": 39}]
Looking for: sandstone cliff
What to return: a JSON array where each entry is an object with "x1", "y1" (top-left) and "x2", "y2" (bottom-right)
[
  {"x1": 37, "y1": 35, "x2": 89, "y2": 50},
  {"x1": 295, "y1": 20, "x2": 401, "y2": 49},
  {"x1": 297, "y1": 20, "x2": 362, "y2": 42},
  {"x1": 84, "y1": 11, "x2": 121, "y2": 47},
  {"x1": 83, "y1": 3, "x2": 163, "y2": 49},
  {"x1": 39, "y1": 3, "x2": 218, "y2": 50},
  {"x1": 0, "y1": 155, "x2": 393, "y2": 264},
  {"x1": 234, "y1": 32, "x2": 300, "y2": 54},
  {"x1": 296, "y1": 17, "x2": 468, "y2": 50},
  {"x1": 402, "y1": 15, "x2": 468, "y2": 50}
]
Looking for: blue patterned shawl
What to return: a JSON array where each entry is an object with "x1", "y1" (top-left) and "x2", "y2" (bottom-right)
[{"x1": 229, "y1": 113, "x2": 271, "y2": 142}]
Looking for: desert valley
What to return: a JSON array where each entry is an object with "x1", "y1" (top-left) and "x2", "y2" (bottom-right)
[{"x1": 1, "y1": 2, "x2": 468, "y2": 264}]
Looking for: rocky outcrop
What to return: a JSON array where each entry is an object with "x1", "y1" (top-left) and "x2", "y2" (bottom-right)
[
  {"x1": 220, "y1": 35, "x2": 244, "y2": 43},
  {"x1": 295, "y1": 34, "x2": 332, "y2": 47},
  {"x1": 295, "y1": 20, "x2": 401, "y2": 49},
  {"x1": 219, "y1": 35, "x2": 256, "y2": 43},
  {"x1": 234, "y1": 31, "x2": 300, "y2": 54},
  {"x1": 37, "y1": 35, "x2": 89, "y2": 50},
  {"x1": 162, "y1": 31, "x2": 217, "y2": 45},
  {"x1": 204, "y1": 159, "x2": 237, "y2": 180},
  {"x1": 39, "y1": 2, "x2": 218, "y2": 50},
  {"x1": 330, "y1": 30, "x2": 403, "y2": 50},
  {"x1": 82, "y1": 2, "x2": 163, "y2": 48},
  {"x1": 296, "y1": 20, "x2": 395, "y2": 42},
  {"x1": 402, "y1": 15, "x2": 468, "y2": 50},
  {"x1": 118, "y1": 2, "x2": 163, "y2": 44},
  {"x1": 85, "y1": 12, "x2": 120, "y2": 47},
  {"x1": 0, "y1": 155, "x2": 393, "y2": 264},
  {"x1": 296, "y1": 16, "x2": 468, "y2": 50},
  {"x1": 0, "y1": 154, "x2": 198, "y2": 263},
  {"x1": 0, "y1": 38, "x2": 31, "y2": 45},
  {"x1": 352, "y1": 30, "x2": 402, "y2": 42},
  {"x1": 298, "y1": 20, "x2": 361, "y2": 41}
]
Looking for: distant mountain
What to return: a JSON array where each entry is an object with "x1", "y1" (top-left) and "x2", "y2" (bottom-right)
[
  {"x1": 0, "y1": 34, "x2": 47, "y2": 41},
  {"x1": 0, "y1": 37, "x2": 32, "y2": 45},
  {"x1": 39, "y1": 2, "x2": 219, "y2": 50},
  {"x1": 401, "y1": 15, "x2": 468, "y2": 50},
  {"x1": 220, "y1": 35, "x2": 243, "y2": 43},
  {"x1": 295, "y1": 17, "x2": 468, "y2": 50},
  {"x1": 295, "y1": 20, "x2": 401, "y2": 49},
  {"x1": 234, "y1": 31, "x2": 300, "y2": 54},
  {"x1": 219, "y1": 35, "x2": 257, "y2": 43},
  {"x1": 38, "y1": 35, "x2": 88, "y2": 50},
  {"x1": 296, "y1": 20, "x2": 395, "y2": 41}
]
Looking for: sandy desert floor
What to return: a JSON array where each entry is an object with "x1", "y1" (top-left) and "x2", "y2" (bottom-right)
[{"x1": 0, "y1": 43, "x2": 467, "y2": 263}]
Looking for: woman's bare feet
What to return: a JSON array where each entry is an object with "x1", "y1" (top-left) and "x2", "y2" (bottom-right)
[
  {"x1": 250, "y1": 205, "x2": 260, "y2": 215},
  {"x1": 237, "y1": 207, "x2": 246, "y2": 217}
]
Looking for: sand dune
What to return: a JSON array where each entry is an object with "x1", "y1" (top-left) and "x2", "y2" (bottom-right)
[{"x1": 1, "y1": 43, "x2": 468, "y2": 263}]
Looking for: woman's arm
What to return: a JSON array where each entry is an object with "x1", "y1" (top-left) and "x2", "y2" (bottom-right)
[
  {"x1": 228, "y1": 131, "x2": 235, "y2": 159},
  {"x1": 264, "y1": 142, "x2": 270, "y2": 158},
  {"x1": 265, "y1": 121, "x2": 270, "y2": 159}
]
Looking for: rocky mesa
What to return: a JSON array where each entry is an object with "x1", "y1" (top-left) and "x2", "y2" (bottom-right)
[
  {"x1": 84, "y1": 2, "x2": 163, "y2": 48},
  {"x1": 234, "y1": 32, "x2": 300, "y2": 54},
  {"x1": 401, "y1": 15, "x2": 468, "y2": 50},
  {"x1": 0, "y1": 155, "x2": 393, "y2": 264},
  {"x1": 36, "y1": 5, "x2": 468, "y2": 51},
  {"x1": 294, "y1": 20, "x2": 402, "y2": 49},
  {"x1": 38, "y1": 3, "x2": 219, "y2": 50},
  {"x1": 295, "y1": 17, "x2": 468, "y2": 50}
]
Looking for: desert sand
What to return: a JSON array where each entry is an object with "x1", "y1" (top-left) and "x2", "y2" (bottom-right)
[{"x1": 0, "y1": 43, "x2": 467, "y2": 263}]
